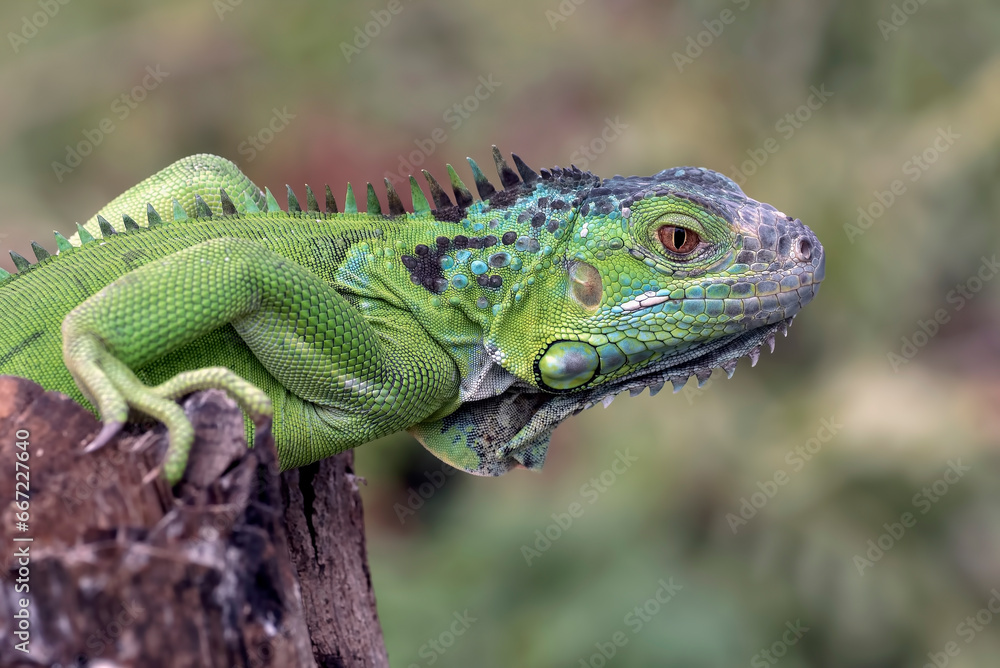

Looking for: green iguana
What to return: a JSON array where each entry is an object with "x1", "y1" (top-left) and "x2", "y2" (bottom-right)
[{"x1": 0, "y1": 148, "x2": 824, "y2": 483}]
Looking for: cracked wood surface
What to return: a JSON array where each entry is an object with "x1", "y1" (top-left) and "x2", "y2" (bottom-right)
[{"x1": 0, "y1": 376, "x2": 389, "y2": 668}]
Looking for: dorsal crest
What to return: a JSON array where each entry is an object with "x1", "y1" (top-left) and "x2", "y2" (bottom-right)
[{"x1": 1, "y1": 146, "x2": 595, "y2": 284}]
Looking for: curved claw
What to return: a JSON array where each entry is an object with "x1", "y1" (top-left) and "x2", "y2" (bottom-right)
[{"x1": 83, "y1": 421, "x2": 124, "y2": 453}]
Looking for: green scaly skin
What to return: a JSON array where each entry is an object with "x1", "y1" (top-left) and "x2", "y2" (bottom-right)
[{"x1": 0, "y1": 148, "x2": 825, "y2": 483}]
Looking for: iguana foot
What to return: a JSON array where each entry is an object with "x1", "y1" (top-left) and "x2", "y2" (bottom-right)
[{"x1": 65, "y1": 330, "x2": 272, "y2": 484}]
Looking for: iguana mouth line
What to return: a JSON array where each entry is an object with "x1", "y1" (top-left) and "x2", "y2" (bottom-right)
[
  {"x1": 617, "y1": 274, "x2": 821, "y2": 315},
  {"x1": 677, "y1": 318, "x2": 788, "y2": 372},
  {"x1": 593, "y1": 317, "x2": 792, "y2": 402}
]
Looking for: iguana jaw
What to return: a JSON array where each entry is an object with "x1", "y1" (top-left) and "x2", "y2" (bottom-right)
[
  {"x1": 590, "y1": 316, "x2": 795, "y2": 404},
  {"x1": 590, "y1": 234, "x2": 825, "y2": 398}
]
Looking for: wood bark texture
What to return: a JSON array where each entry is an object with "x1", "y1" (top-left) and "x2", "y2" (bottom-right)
[{"x1": 0, "y1": 376, "x2": 389, "y2": 668}]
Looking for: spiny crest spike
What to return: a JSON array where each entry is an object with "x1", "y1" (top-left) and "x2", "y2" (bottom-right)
[
  {"x1": 10, "y1": 251, "x2": 30, "y2": 272},
  {"x1": 121, "y1": 214, "x2": 140, "y2": 232},
  {"x1": 219, "y1": 189, "x2": 237, "y2": 216},
  {"x1": 243, "y1": 192, "x2": 260, "y2": 214},
  {"x1": 421, "y1": 170, "x2": 453, "y2": 209},
  {"x1": 0, "y1": 266, "x2": 10, "y2": 282},
  {"x1": 409, "y1": 176, "x2": 430, "y2": 214},
  {"x1": 671, "y1": 378, "x2": 687, "y2": 393},
  {"x1": 384, "y1": 179, "x2": 406, "y2": 216},
  {"x1": 286, "y1": 185, "x2": 301, "y2": 213},
  {"x1": 324, "y1": 185, "x2": 338, "y2": 214},
  {"x1": 648, "y1": 381, "x2": 664, "y2": 396},
  {"x1": 30, "y1": 242, "x2": 50, "y2": 262},
  {"x1": 511, "y1": 154, "x2": 539, "y2": 183},
  {"x1": 445, "y1": 164, "x2": 473, "y2": 207},
  {"x1": 491, "y1": 145, "x2": 520, "y2": 188},
  {"x1": 76, "y1": 223, "x2": 96, "y2": 245},
  {"x1": 305, "y1": 185, "x2": 320, "y2": 213},
  {"x1": 264, "y1": 188, "x2": 281, "y2": 212},
  {"x1": 146, "y1": 203, "x2": 162, "y2": 226},
  {"x1": 366, "y1": 183, "x2": 383, "y2": 215},
  {"x1": 194, "y1": 195, "x2": 213, "y2": 218},
  {"x1": 172, "y1": 199, "x2": 188, "y2": 221},
  {"x1": 97, "y1": 215, "x2": 116, "y2": 237},
  {"x1": 344, "y1": 183, "x2": 358, "y2": 213},
  {"x1": 53, "y1": 231, "x2": 73, "y2": 253},
  {"x1": 466, "y1": 157, "x2": 496, "y2": 200}
]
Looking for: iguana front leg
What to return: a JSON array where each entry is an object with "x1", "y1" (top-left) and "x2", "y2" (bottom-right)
[{"x1": 62, "y1": 237, "x2": 460, "y2": 483}]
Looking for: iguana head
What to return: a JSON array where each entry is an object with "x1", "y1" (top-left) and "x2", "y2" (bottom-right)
[
  {"x1": 409, "y1": 150, "x2": 825, "y2": 475},
  {"x1": 485, "y1": 162, "x2": 824, "y2": 389}
]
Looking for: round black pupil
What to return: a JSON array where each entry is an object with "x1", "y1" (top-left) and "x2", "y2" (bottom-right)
[{"x1": 673, "y1": 228, "x2": 686, "y2": 250}]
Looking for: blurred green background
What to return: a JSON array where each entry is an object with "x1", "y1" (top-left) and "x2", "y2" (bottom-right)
[{"x1": 2, "y1": 0, "x2": 999, "y2": 665}]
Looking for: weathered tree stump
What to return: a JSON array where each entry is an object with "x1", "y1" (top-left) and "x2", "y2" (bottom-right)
[{"x1": 0, "y1": 375, "x2": 388, "y2": 668}]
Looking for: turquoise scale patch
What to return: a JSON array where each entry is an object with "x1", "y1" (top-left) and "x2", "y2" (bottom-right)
[
  {"x1": 627, "y1": 350, "x2": 655, "y2": 365},
  {"x1": 597, "y1": 343, "x2": 626, "y2": 375},
  {"x1": 471, "y1": 260, "x2": 488, "y2": 275},
  {"x1": 706, "y1": 283, "x2": 730, "y2": 298},
  {"x1": 452, "y1": 274, "x2": 469, "y2": 289},
  {"x1": 618, "y1": 338, "x2": 646, "y2": 355},
  {"x1": 682, "y1": 300, "x2": 706, "y2": 315}
]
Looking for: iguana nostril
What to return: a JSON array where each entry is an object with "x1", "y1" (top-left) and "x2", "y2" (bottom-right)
[{"x1": 794, "y1": 237, "x2": 812, "y2": 262}]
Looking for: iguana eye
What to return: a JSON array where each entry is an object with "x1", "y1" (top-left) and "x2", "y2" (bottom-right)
[{"x1": 658, "y1": 225, "x2": 701, "y2": 256}]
